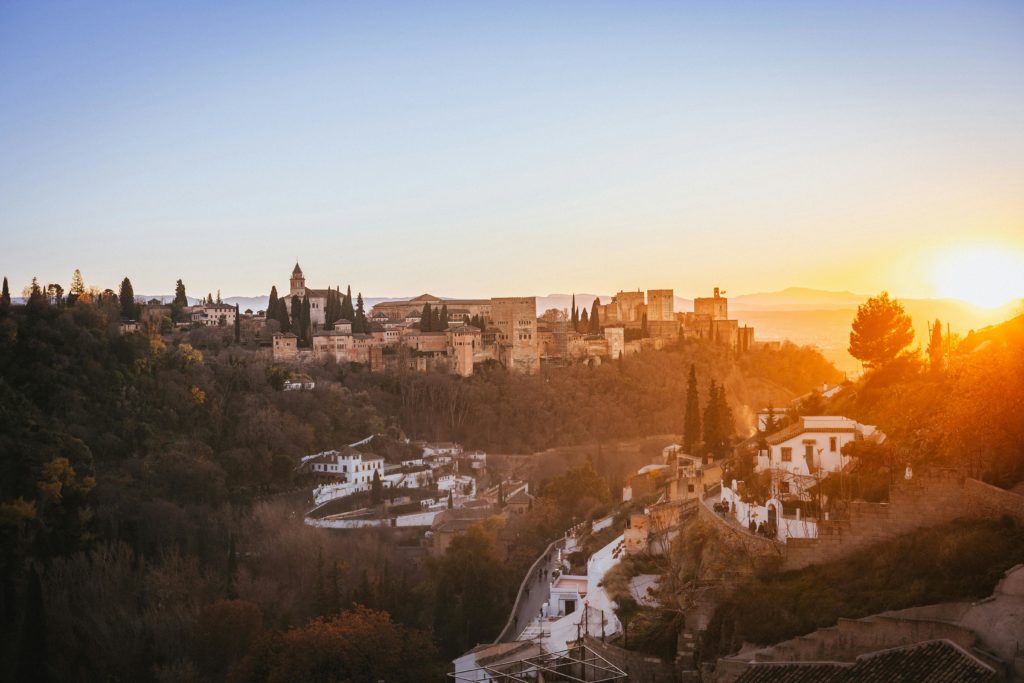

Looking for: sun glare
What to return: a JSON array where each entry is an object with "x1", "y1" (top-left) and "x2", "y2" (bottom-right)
[{"x1": 931, "y1": 246, "x2": 1024, "y2": 308}]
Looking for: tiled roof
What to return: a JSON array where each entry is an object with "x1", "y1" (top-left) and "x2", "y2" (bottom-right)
[{"x1": 734, "y1": 640, "x2": 1000, "y2": 683}]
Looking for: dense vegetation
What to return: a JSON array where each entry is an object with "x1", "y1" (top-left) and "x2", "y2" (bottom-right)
[
  {"x1": 701, "y1": 517, "x2": 1024, "y2": 662},
  {"x1": 0, "y1": 293, "x2": 840, "y2": 681}
]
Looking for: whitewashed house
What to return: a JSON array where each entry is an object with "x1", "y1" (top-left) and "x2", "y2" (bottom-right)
[
  {"x1": 757, "y1": 416, "x2": 884, "y2": 497},
  {"x1": 301, "y1": 447, "x2": 384, "y2": 488}
]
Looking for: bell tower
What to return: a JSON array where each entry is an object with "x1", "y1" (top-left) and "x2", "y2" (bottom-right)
[{"x1": 290, "y1": 262, "x2": 305, "y2": 298}]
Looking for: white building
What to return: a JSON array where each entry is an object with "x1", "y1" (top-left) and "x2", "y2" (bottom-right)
[
  {"x1": 191, "y1": 304, "x2": 237, "y2": 327},
  {"x1": 757, "y1": 416, "x2": 884, "y2": 497},
  {"x1": 301, "y1": 447, "x2": 385, "y2": 486}
]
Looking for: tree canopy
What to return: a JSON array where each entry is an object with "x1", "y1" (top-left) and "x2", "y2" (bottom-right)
[{"x1": 848, "y1": 292, "x2": 915, "y2": 369}]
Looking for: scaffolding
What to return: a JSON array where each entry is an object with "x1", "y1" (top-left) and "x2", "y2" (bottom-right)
[{"x1": 449, "y1": 643, "x2": 628, "y2": 682}]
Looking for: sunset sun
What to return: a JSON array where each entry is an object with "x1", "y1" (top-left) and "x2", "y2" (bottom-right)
[{"x1": 931, "y1": 246, "x2": 1024, "y2": 308}]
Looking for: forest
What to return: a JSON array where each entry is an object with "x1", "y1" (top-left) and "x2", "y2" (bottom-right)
[{"x1": 0, "y1": 293, "x2": 841, "y2": 681}]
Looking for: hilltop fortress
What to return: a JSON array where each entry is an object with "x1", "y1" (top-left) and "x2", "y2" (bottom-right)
[{"x1": 265, "y1": 264, "x2": 758, "y2": 376}]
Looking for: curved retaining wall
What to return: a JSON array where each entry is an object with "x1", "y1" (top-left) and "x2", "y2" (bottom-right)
[{"x1": 494, "y1": 536, "x2": 564, "y2": 643}]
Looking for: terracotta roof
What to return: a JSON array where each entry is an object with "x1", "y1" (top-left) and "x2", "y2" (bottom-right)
[{"x1": 734, "y1": 640, "x2": 1000, "y2": 683}]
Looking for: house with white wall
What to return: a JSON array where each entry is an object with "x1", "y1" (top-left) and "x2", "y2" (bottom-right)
[{"x1": 757, "y1": 416, "x2": 884, "y2": 497}]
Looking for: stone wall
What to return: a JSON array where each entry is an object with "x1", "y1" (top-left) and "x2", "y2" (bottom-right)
[
  {"x1": 784, "y1": 469, "x2": 1024, "y2": 571},
  {"x1": 582, "y1": 635, "x2": 682, "y2": 683}
]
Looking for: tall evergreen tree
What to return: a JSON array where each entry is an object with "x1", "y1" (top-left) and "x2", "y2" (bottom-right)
[
  {"x1": 1, "y1": 276, "x2": 10, "y2": 309},
  {"x1": 174, "y1": 279, "x2": 188, "y2": 307},
  {"x1": 277, "y1": 297, "x2": 291, "y2": 333},
  {"x1": 714, "y1": 385, "x2": 734, "y2": 456},
  {"x1": 927, "y1": 318, "x2": 944, "y2": 373},
  {"x1": 355, "y1": 293, "x2": 367, "y2": 333},
  {"x1": 702, "y1": 379, "x2": 719, "y2": 452},
  {"x1": 420, "y1": 303, "x2": 432, "y2": 332},
  {"x1": 340, "y1": 285, "x2": 355, "y2": 322},
  {"x1": 268, "y1": 286, "x2": 279, "y2": 322},
  {"x1": 683, "y1": 364, "x2": 701, "y2": 450},
  {"x1": 68, "y1": 269, "x2": 85, "y2": 305},
  {"x1": 119, "y1": 277, "x2": 136, "y2": 320},
  {"x1": 234, "y1": 304, "x2": 241, "y2": 343},
  {"x1": 301, "y1": 295, "x2": 311, "y2": 345},
  {"x1": 290, "y1": 296, "x2": 301, "y2": 336},
  {"x1": 589, "y1": 299, "x2": 601, "y2": 333}
]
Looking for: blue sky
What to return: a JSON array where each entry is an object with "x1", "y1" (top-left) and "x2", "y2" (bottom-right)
[{"x1": 2, "y1": 1, "x2": 1023, "y2": 301}]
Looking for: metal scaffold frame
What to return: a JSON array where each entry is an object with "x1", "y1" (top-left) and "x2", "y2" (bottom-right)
[{"x1": 449, "y1": 644, "x2": 628, "y2": 682}]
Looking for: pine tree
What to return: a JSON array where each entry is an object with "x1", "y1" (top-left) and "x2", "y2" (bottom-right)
[
  {"x1": 439, "y1": 304, "x2": 449, "y2": 330},
  {"x1": 1, "y1": 276, "x2": 10, "y2": 310},
  {"x1": 683, "y1": 364, "x2": 701, "y2": 449},
  {"x1": 589, "y1": 299, "x2": 601, "y2": 333},
  {"x1": 68, "y1": 269, "x2": 85, "y2": 305},
  {"x1": 234, "y1": 304, "x2": 241, "y2": 343},
  {"x1": 927, "y1": 318, "x2": 944, "y2": 373},
  {"x1": 119, "y1": 277, "x2": 136, "y2": 320},
  {"x1": 420, "y1": 303, "x2": 432, "y2": 332},
  {"x1": 174, "y1": 279, "x2": 188, "y2": 307}
]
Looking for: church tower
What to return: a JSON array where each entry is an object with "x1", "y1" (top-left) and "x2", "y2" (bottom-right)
[{"x1": 290, "y1": 262, "x2": 305, "y2": 298}]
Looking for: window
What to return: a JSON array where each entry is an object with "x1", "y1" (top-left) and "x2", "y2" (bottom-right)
[
  {"x1": 830, "y1": 437, "x2": 837, "y2": 452},
  {"x1": 781, "y1": 447, "x2": 792, "y2": 462}
]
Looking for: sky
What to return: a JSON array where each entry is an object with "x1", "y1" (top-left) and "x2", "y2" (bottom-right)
[{"x1": 2, "y1": 1, "x2": 1023, "y2": 304}]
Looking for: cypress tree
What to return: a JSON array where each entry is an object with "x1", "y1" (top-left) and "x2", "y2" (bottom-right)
[
  {"x1": 290, "y1": 296, "x2": 301, "y2": 337},
  {"x1": 277, "y1": 298, "x2": 291, "y2": 333},
  {"x1": 420, "y1": 303, "x2": 432, "y2": 332},
  {"x1": 119, "y1": 277, "x2": 136, "y2": 320},
  {"x1": 340, "y1": 285, "x2": 354, "y2": 322},
  {"x1": 927, "y1": 318, "x2": 944, "y2": 373},
  {"x1": 355, "y1": 293, "x2": 367, "y2": 333},
  {"x1": 371, "y1": 470, "x2": 383, "y2": 504},
  {"x1": 703, "y1": 379, "x2": 719, "y2": 452},
  {"x1": 234, "y1": 304, "x2": 241, "y2": 343},
  {"x1": 174, "y1": 279, "x2": 188, "y2": 307},
  {"x1": 301, "y1": 294, "x2": 311, "y2": 345},
  {"x1": 1, "y1": 276, "x2": 9, "y2": 309},
  {"x1": 683, "y1": 364, "x2": 701, "y2": 450},
  {"x1": 715, "y1": 385, "x2": 733, "y2": 456},
  {"x1": 268, "y1": 286, "x2": 279, "y2": 322},
  {"x1": 589, "y1": 299, "x2": 601, "y2": 333}
]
